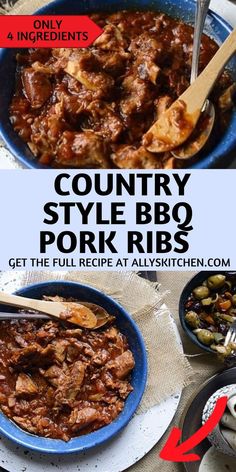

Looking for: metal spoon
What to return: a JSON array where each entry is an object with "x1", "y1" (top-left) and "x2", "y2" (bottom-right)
[
  {"x1": 0, "y1": 312, "x2": 50, "y2": 320},
  {"x1": 172, "y1": 0, "x2": 215, "y2": 160}
]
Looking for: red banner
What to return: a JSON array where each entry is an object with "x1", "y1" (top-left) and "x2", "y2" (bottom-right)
[{"x1": 0, "y1": 15, "x2": 103, "y2": 48}]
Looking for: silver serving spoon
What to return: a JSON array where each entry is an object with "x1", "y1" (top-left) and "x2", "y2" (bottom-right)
[{"x1": 172, "y1": 0, "x2": 215, "y2": 160}]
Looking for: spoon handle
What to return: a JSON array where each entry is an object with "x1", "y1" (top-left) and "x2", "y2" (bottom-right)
[
  {"x1": 182, "y1": 28, "x2": 236, "y2": 113},
  {"x1": 0, "y1": 312, "x2": 50, "y2": 320},
  {"x1": 191, "y1": 0, "x2": 211, "y2": 83},
  {"x1": 0, "y1": 291, "x2": 52, "y2": 313}
]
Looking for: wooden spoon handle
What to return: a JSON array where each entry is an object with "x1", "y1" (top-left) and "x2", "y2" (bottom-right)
[
  {"x1": 182, "y1": 28, "x2": 236, "y2": 113},
  {"x1": 0, "y1": 291, "x2": 52, "y2": 314}
]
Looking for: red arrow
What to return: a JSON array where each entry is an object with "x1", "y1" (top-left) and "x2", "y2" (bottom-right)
[{"x1": 160, "y1": 396, "x2": 228, "y2": 462}]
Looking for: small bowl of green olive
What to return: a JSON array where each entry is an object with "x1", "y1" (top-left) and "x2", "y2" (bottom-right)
[{"x1": 179, "y1": 272, "x2": 236, "y2": 358}]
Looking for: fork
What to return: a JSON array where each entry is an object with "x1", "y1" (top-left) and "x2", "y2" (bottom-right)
[{"x1": 224, "y1": 321, "x2": 236, "y2": 346}]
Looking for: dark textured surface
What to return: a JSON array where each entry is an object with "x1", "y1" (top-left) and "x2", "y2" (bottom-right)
[
  {"x1": 0, "y1": 0, "x2": 18, "y2": 8},
  {"x1": 138, "y1": 271, "x2": 157, "y2": 282}
]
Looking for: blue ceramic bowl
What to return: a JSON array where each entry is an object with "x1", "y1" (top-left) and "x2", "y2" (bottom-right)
[
  {"x1": 179, "y1": 271, "x2": 228, "y2": 353},
  {"x1": 0, "y1": 281, "x2": 147, "y2": 454},
  {"x1": 0, "y1": 0, "x2": 235, "y2": 168}
]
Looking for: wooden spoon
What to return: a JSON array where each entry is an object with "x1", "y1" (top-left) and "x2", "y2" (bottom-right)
[
  {"x1": 143, "y1": 28, "x2": 236, "y2": 153},
  {"x1": 80, "y1": 302, "x2": 115, "y2": 329},
  {"x1": 0, "y1": 292, "x2": 97, "y2": 328}
]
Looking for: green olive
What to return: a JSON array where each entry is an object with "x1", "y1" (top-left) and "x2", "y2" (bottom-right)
[
  {"x1": 232, "y1": 294, "x2": 236, "y2": 306},
  {"x1": 207, "y1": 274, "x2": 226, "y2": 290},
  {"x1": 195, "y1": 329, "x2": 215, "y2": 346},
  {"x1": 193, "y1": 286, "x2": 210, "y2": 300},
  {"x1": 185, "y1": 311, "x2": 200, "y2": 329}
]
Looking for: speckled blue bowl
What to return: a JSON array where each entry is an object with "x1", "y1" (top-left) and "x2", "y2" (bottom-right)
[
  {"x1": 0, "y1": 0, "x2": 235, "y2": 168},
  {"x1": 0, "y1": 281, "x2": 147, "y2": 454}
]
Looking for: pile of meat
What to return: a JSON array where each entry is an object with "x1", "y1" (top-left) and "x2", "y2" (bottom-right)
[
  {"x1": 9, "y1": 10, "x2": 233, "y2": 169},
  {"x1": 0, "y1": 306, "x2": 135, "y2": 440}
]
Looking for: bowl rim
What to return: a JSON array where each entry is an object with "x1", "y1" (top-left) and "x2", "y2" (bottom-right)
[
  {"x1": 35, "y1": 0, "x2": 233, "y2": 35},
  {"x1": 0, "y1": 280, "x2": 148, "y2": 454},
  {"x1": 0, "y1": 0, "x2": 235, "y2": 169},
  {"x1": 179, "y1": 271, "x2": 230, "y2": 354}
]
